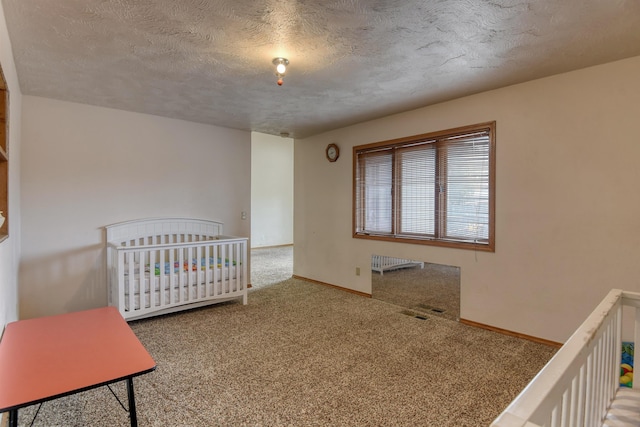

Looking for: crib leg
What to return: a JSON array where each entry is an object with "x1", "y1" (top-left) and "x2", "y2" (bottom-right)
[{"x1": 242, "y1": 293, "x2": 248, "y2": 305}]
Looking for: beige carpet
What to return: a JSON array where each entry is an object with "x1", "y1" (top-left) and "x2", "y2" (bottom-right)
[
  {"x1": 14, "y1": 248, "x2": 556, "y2": 426},
  {"x1": 250, "y1": 245, "x2": 294, "y2": 289}
]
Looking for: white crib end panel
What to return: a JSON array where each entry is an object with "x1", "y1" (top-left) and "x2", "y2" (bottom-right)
[{"x1": 106, "y1": 217, "x2": 225, "y2": 245}]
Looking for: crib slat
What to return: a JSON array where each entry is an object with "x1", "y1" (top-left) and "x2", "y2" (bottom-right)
[
  {"x1": 204, "y1": 244, "x2": 210, "y2": 298},
  {"x1": 231, "y1": 242, "x2": 236, "y2": 292},
  {"x1": 594, "y1": 335, "x2": 604, "y2": 423},
  {"x1": 559, "y1": 387, "x2": 569, "y2": 427},
  {"x1": 126, "y1": 251, "x2": 135, "y2": 316},
  {"x1": 196, "y1": 245, "x2": 202, "y2": 299},
  {"x1": 237, "y1": 241, "x2": 243, "y2": 292},
  {"x1": 170, "y1": 248, "x2": 176, "y2": 304},
  {"x1": 160, "y1": 248, "x2": 166, "y2": 308},
  {"x1": 585, "y1": 354, "x2": 595, "y2": 426},
  {"x1": 203, "y1": 244, "x2": 208, "y2": 299},
  {"x1": 179, "y1": 246, "x2": 184, "y2": 302},
  {"x1": 221, "y1": 244, "x2": 227, "y2": 295},
  {"x1": 149, "y1": 235, "x2": 156, "y2": 310},
  {"x1": 186, "y1": 246, "x2": 192, "y2": 302},
  {"x1": 231, "y1": 242, "x2": 237, "y2": 293},
  {"x1": 612, "y1": 305, "x2": 621, "y2": 399},
  {"x1": 148, "y1": 248, "x2": 156, "y2": 309},
  {"x1": 550, "y1": 403, "x2": 559, "y2": 427},
  {"x1": 116, "y1": 249, "x2": 126, "y2": 316}
]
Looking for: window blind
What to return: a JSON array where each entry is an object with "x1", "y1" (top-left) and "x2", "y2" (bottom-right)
[
  {"x1": 356, "y1": 150, "x2": 393, "y2": 234},
  {"x1": 439, "y1": 131, "x2": 490, "y2": 242},
  {"x1": 397, "y1": 143, "x2": 436, "y2": 236}
]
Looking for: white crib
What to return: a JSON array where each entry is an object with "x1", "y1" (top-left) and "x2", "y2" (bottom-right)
[
  {"x1": 491, "y1": 289, "x2": 640, "y2": 427},
  {"x1": 371, "y1": 255, "x2": 424, "y2": 275},
  {"x1": 106, "y1": 218, "x2": 248, "y2": 321}
]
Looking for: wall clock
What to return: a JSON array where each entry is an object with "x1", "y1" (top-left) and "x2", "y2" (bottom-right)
[{"x1": 326, "y1": 143, "x2": 340, "y2": 162}]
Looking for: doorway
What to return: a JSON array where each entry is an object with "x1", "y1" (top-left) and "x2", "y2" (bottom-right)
[{"x1": 371, "y1": 255, "x2": 460, "y2": 321}]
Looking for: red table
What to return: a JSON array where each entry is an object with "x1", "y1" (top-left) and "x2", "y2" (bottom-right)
[{"x1": 0, "y1": 307, "x2": 156, "y2": 426}]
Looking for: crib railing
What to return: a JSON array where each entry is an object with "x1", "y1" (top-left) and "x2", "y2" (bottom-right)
[
  {"x1": 491, "y1": 289, "x2": 640, "y2": 427},
  {"x1": 371, "y1": 255, "x2": 424, "y2": 275},
  {"x1": 107, "y1": 237, "x2": 248, "y2": 320}
]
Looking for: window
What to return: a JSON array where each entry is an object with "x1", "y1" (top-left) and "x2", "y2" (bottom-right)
[{"x1": 353, "y1": 122, "x2": 495, "y2": 251}]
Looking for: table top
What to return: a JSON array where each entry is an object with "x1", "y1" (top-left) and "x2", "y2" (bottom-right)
[{"x1": 0, "y1": 306, "x2": 156, "y2": 412}]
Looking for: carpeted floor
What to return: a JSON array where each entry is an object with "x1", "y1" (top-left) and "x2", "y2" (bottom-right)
[
  {"x1": 14, "y1": 246, "x2": 556, "y2": 426},
  {"x1": 250, "y1": 245, "x2": 294, "y2": 289}
]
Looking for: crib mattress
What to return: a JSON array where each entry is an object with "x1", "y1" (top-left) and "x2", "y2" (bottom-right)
[
  {"x1": 122, "y1": 268, "x2": 237, "y2": 294},
  {"x1": 604, "y1": 387, "x2": 640, "y2": 427}
]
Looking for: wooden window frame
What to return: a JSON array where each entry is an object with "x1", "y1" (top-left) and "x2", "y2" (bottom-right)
[{"x1": 353, "y1": 121, "x2": 495, "y2": 252}]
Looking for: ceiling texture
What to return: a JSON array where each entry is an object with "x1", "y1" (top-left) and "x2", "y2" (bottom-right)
[{"x1": 3, "y1": 0, "x2": 640, "y2": 138}]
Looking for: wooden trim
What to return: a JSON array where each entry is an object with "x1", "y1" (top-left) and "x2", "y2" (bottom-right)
[
  {"x1": 353, "y1": 232, "x2": 494, "y2": 252},
  {"x1": 488, "y1": 122, "x2": 496, "y2": 251},
  {"x1": 292, "y1": 275, "x2": 372, "y2": 298},
  {"x1": 251, "y1": 243, "x2": 293, "y2": 250},
  {"x1": 460, "y1": 318, "x2": 563, "y2": 348},
  {"x1": 354, "y1": 121, "x2": 495, "y2": 152}
]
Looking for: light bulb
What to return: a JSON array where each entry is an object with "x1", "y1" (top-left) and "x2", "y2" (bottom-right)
[{"x1": 276, "y1": 63, "x2": 286, "y2": 75}]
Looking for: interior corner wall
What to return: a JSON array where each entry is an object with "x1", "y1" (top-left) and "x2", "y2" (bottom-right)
[
  {"x1": 0, "y1": 0, "x2": 22, "y2": 328},
  {"x1": 293, "y1": 55, "x2": 640, "y2": 343},
  {"x1": 20, "y1": 96, "x2": 251, "y2": 320},
  {"x1": 251, "y1": 131, "x2": 293, "y2": 248}
]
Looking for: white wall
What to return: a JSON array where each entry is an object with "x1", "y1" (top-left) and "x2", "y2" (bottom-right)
[
  {"x1": 0, "y1": 1, "x2": 22, "y2": 328},
  {"x1": 20, "y1": 97, "x2": 251, "y2": 319},
  {"x1": 294, "y1": 55, "x2": 640, "y2": 343},
  {"x1": 251, "y1": 131, "x2": 293, "y2": 248}
]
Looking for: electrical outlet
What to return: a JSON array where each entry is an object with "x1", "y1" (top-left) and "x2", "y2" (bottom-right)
[{"x1": 241, "y1": 211, "x2": 247, "y2": 220}]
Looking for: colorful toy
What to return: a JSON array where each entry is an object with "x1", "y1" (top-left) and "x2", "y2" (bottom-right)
[
  {"x1": 148, "y1": 258, "x2": 240, "y2": 276},
  {"x1": 620, "y1": 342, "x2": 634, "y2": 387}
]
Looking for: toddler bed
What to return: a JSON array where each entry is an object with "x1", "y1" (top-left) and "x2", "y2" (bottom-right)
[{"x1": 106, "y1": 218, "x2": 248, "y2": 321}]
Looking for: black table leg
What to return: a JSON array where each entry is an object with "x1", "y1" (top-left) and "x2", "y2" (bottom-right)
[
  {"x1": 126, "y1": 377, "x2": 138, "y2": 427},
  {"x1": 8, "y1": 409, "x2": 17, "y2": 427}
]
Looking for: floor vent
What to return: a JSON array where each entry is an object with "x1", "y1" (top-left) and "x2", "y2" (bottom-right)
[
  {"x1": 401, "y1": 310, "x2": 428, "y2": 320},
  {"x1": 417, "y1": 303, "x2": 446, "y2": 314}
]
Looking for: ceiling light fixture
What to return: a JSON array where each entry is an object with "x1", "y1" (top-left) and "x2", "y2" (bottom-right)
[{"x1": 272, "y1": 57, "x2": 289, "y2": 86}]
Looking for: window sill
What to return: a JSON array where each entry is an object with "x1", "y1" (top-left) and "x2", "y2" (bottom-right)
[{"x1": 354, "y1": 232, "x2": 494, "y2": 252}]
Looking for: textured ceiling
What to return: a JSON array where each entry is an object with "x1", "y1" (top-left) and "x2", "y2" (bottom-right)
[{"x1": 3, "y1": 0, "x2": 640, "y2": 138}]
